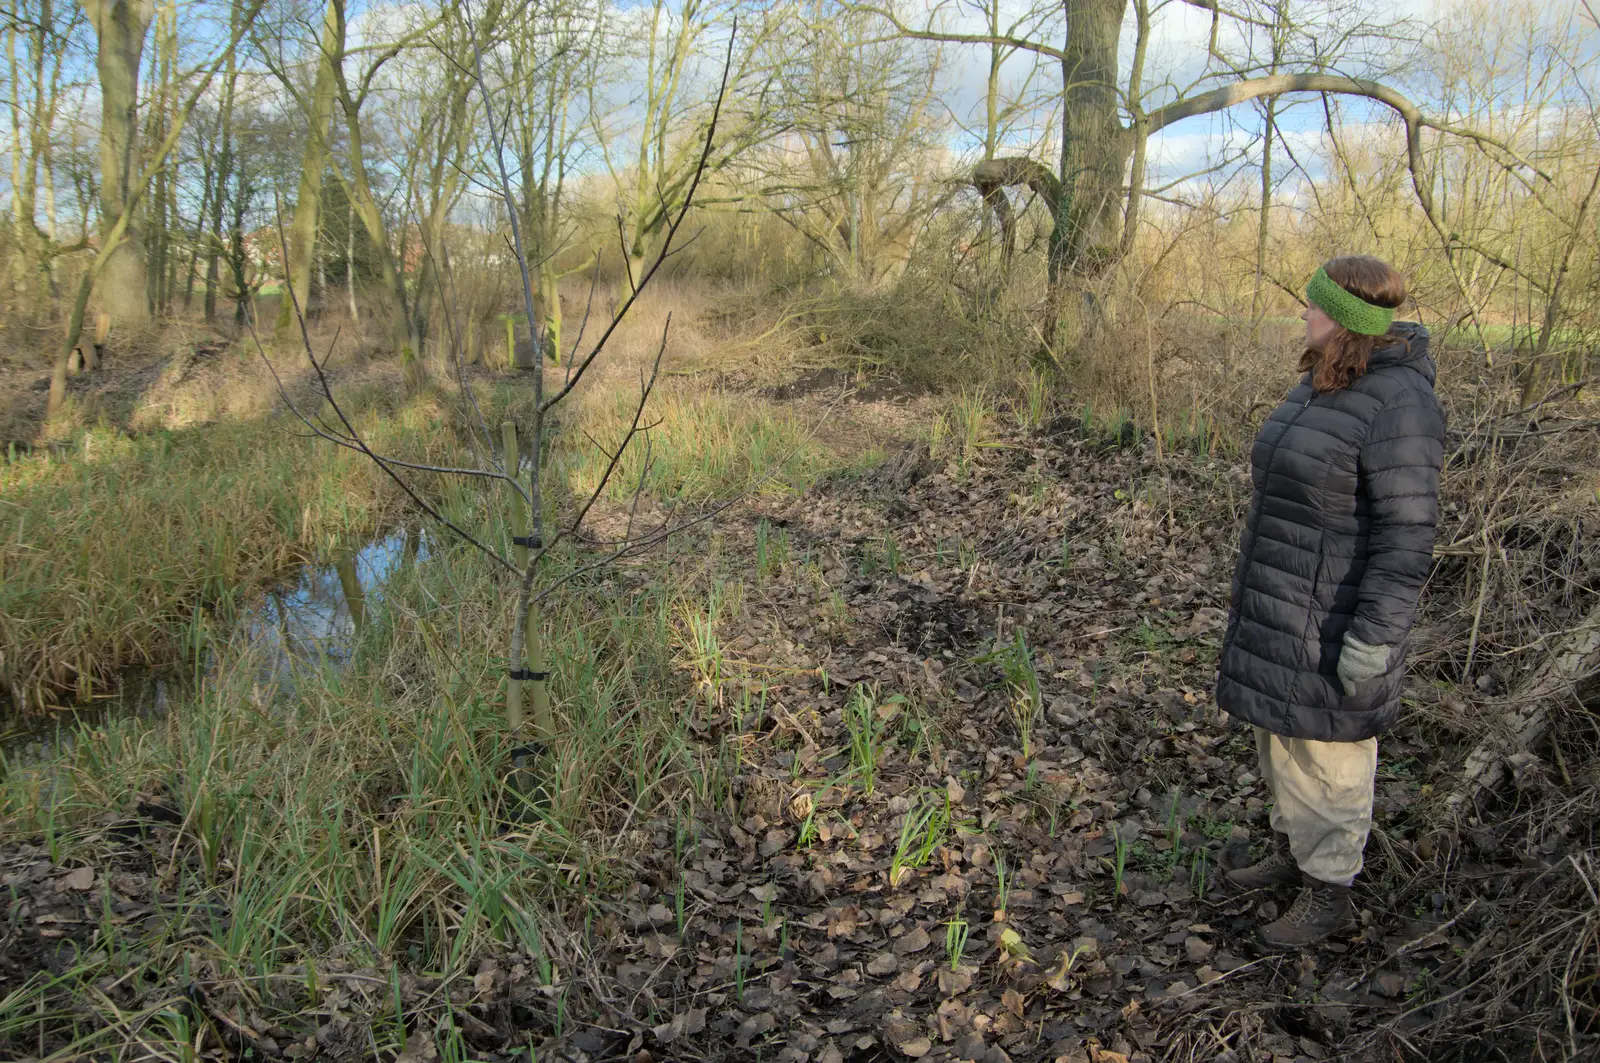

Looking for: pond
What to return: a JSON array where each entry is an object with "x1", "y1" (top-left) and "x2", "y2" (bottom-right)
[{"x1": 1, "y1": 526, "x2": 431, "y2": 761}]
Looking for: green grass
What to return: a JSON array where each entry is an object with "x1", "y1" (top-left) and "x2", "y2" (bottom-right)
[
  {"x1": 1, "y1": 372, "x2": 838, "y2": 713},
  {"x1": 0, "y1": 389, "x2": 497, "y2": 710},
  {"x1": 1440, "y1": 323, "x2": 1588, "y2": 349},
  {"x1": 0, "y1": 520, "x2": 739, "y2": 1058},
  {"x1": 557, "y1": 385, "x2": 833, "y2": 503},
  {"x1": 0, "y1": 359, "x2": 871, "y2": 1056}
]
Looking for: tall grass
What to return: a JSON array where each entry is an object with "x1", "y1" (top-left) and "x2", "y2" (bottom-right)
[
  {"x1": 557, "y1": 383, "x2": 832, "y2": 504},
  {"x1": 0, "y1": 507, "x2": 738, "y2": 1058},
  {"x1": 0, "y1": 389, "x2": 522, "y2": 711}
]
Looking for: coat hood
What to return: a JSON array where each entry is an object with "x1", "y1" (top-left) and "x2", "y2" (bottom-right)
[{"x1": 1369, "y1": 321, "x2": 1435, "y2": 386}]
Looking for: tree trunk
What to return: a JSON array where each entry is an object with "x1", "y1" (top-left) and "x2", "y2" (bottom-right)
[
  {"x1": 1251, "y1": 98, "x2": 1276, "y2": 340},
  {"x1": 346, "y1": 195, "x2": 358, "y2": 322},
  {"x1": 1057, "y1": 0, "x2": 1128, "y2": 272},
  {"x1": 336, "y1": 91, "x2": 412, "y2": 361},
  {"x1": 538, "y1": 262, "x2": 562, "y2": 364},
  {"x1": 1040, "y1": 0, "x2": 1125, "y2": 351},
  {"x1": 203, "y1": 90, "x2": 233, "y2": 322},
  {"x1": 182, "y1": 158, "x2": 214, "y2": 309},
  {"x1": 275, "y1": 0, "x2": 339, "y2": 339},
  {"x1": 145, "y1": 0, "x2": 175, "y2": 315},
  {"x1": 6, "y1": 24, "x2": 44, "y2": 317},
  {"x1": 82, "y1": 0, "x2": 156, "y2": 325}
]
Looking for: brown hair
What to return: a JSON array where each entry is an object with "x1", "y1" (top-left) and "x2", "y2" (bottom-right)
[{"x1": 1300, "y1": 255, "x2": 1408, "y2": 392}]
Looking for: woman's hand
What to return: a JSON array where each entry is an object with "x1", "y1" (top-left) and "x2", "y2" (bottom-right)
[{"x1": 1337, "y1": 634, "x2": 1393, "y2": 695}]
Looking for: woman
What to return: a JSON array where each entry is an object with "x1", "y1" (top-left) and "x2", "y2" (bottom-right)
[{"x1": 1215, "y1": 255, "x2": 1446, "y2": 950}]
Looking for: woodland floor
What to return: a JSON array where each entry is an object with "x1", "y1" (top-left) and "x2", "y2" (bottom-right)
[{"x1": 2, "y1": 365, "x2": 1596, "y2": 1063}]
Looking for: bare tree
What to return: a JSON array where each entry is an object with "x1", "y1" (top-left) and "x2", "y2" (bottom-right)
[
  {"x1": 47, "y1": 0, "x2": 263, "y2": 415},
  {"x1": 754, "y1": 1, "x2": 950, "y2": 284},
  {"x1": 267, "y1": 0, "x2": 341, "y2": 340},
  {"x1": 5, "y1": 0, "x2": 86, "y2": 316},
  {"x1": 592, "y1": 0, "x2": 776, "y2": 299},
  {"x1": 258, "y1": 11, "x2": 741, "y2": 790},
  {"x1": 861, "y1": 0, "x2": 1564, "y2": 351}
]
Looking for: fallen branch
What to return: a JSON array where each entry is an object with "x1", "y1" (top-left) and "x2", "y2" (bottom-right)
[{"x1": 1446, "y1": 600, "x2": 1600, "y2": 812}]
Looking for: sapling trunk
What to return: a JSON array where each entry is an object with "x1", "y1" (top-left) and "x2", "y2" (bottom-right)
[{"x1": 501, "y1": 421, "x2": 552, "y2": 741}]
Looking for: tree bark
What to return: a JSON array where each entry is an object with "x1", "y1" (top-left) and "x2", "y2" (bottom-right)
[
  {"x1": 1447, "y1": 601, "x2": 1600, "y2": 812},
  {"x1": 275, "y1": 0, "x2": 340, "y2": 340},
  {"x1": 82, "y1": 0, "x2": 156, "y2": 324},
  {"x1": 1056, "y1": 0, "x2": 1128, "y2": 272}
]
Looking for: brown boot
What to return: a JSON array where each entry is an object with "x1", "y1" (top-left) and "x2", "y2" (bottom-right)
[
  {"x1": 1223, "y1": 845, "x2": 1300, "y2": 891},
  {"x1": 1258, "y1": 880, "x2": 1355, "y2": 950}
]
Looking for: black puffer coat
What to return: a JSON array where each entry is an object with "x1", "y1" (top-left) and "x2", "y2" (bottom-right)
[{"x1": 1217, "y1": 323, "x2": 1446, "y2": 742}]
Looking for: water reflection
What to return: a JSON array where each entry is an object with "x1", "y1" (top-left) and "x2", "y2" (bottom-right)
[
  {"x1": 1, "y1": 526, "x2": 430, "y2": 760},
  {"x1": 246, "y1": 526, "x2": 428, "y2": 676}
]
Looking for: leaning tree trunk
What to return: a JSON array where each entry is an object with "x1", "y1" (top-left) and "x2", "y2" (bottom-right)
[
  {"x1": 82, "y1": 0, "x2": 156, "y2": 325},
  {"x1": 1446, "y1": 600, "x2": 1600, "y2": 812}
]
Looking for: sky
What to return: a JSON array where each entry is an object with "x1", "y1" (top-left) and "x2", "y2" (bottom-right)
[
  {"x1": 918, "y1": 0, "x2": 1489, "y2": 189},
  {"x1": 6, "y1": 0, "x2": 1596, "y2": 233}
]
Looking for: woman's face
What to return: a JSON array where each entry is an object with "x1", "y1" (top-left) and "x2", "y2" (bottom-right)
[{"x1": 1302, "y1": 303, "x2": 1339, "y2": 354}]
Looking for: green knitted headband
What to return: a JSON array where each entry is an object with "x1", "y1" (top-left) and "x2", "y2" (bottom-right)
[{"x1": 1306, "y1": 267, "x2": 1395, "y2": 336}]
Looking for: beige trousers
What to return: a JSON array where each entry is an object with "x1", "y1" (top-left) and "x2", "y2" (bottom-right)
[{"x1": 1254, "y1": 726, "x2": 1378, "y2": 887}]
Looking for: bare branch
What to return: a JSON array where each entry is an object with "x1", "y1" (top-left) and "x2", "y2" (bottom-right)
[
  {"x1": 540, "y1": 25, "x2": 738, "y2": 414},
  {"x1": 262, "y1": 198, "x2": 519, "y2": 575}
]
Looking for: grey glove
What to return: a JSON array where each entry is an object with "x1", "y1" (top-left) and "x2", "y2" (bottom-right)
[{"x1": 1337, "y1": 634, "x2": 1393, "y2": 696}]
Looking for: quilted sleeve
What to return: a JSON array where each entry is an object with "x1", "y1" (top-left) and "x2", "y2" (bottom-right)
[{"x1": 1348, "y1": 396, "x2": 1447, "y2": 648}]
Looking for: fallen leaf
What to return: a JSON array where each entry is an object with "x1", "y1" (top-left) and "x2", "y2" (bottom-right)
[
  {"x1": 897, "y1": 1036, "x2": 933, "y2": 1058},
  {"x1": 57, "y1": 867, "x2": 94, "y2": 892},
  {"x1": 472, "y1": 965, "x2": 496, "y2": 996},
  {"x1": 395, "y1": 1031, "x2": 438, "y2": 1063},
  {"x1": 828, "y1": 906, "x2": 862, "y2": 938},
  {"x1": 999, "y1": 927, "x2": 1031, "y2": 961},
  {"x1": 953, "y1": 1032, "x2": 987, "y2": 1060},
  {"x1": 893, "y1": 926, "x2": 931, "y2": 954},
  {"x1": 1373, "y1": 972, "x2": 1406, "y2": 998},
  {"x1": 937, "y1": 965, "x2": 975, "y2": 997},
  {"x1": 867, "y1": 952, "x2": 897, "y2": 976},
  {"x1": 735, "y1": 1013, "x2": 776, "y2": 1048}
]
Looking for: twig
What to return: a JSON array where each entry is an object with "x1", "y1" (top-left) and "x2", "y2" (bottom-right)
[
  {"x1": 1342, "y1": 899, "x2": 1480, "y2": 991},
  {"x1": 539, "y1": 26, "x2": 737, "y2": 416},
  {"x1": 1146, "y1": 956, "x2": 1270, "y2": 1004}
]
